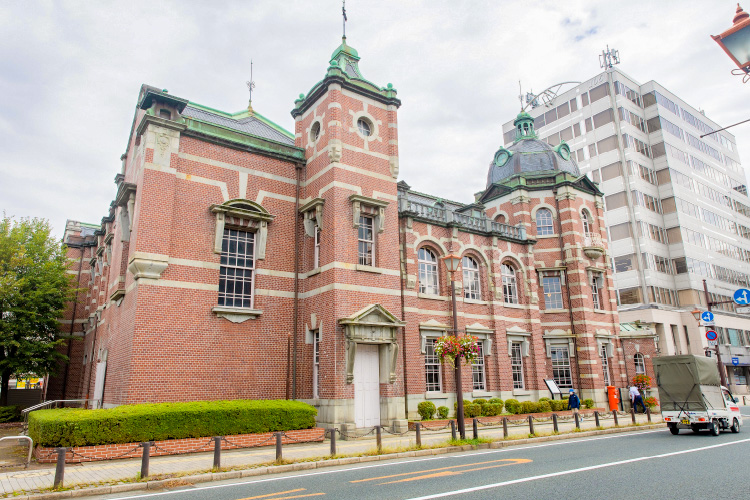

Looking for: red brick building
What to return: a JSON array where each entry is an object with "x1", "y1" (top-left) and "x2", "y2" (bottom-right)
[{"x1": 49, "y1": 37, "x2": 656, "y2": 431}]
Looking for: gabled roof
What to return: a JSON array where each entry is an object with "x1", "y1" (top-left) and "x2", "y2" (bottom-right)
[{"x1": 183, "y1": 105, "x2": 294, "y2": 146}]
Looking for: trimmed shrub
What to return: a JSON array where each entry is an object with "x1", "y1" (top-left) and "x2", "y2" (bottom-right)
[
  {"x1": 582, "y1": 399, "x2": 595, "y2": 409},
  {"x1": 453, "y1": 400, "x2": 472, "y2": 416},
  {"x1": 482, "y1": 403, "x2": 503, "y2": 417},
  {"x1": 504, "y1": 399, "x2": 520, "y2": 414},
  {"x1": 520, "y1": 401, "x2": 538, "y2": 414},
  {"x1": 0, "y1": 406, "x2": 21, "y2": 423},
  {"x1": 28, "y1": 399, "x2": 317, "y2": 448},
  {"x1": 466, "y1": 404, "x2": 482, "y2": 418},
  {"x1": 487, "y1": 398, "x2": 503, "y2": 406},
  {"x1": 537, "y1": 401, "x2": 552, "y2": 413},
  {"x1": 549, "y1": 400, "x2": 566, "y2": 412},
  {"x1": 437, "y1": 406, "x2": 450, "y2": 419},
  {"x1": 538, "y1": 397, "x2": 551, "y2": 403},
  {"x1": 417, "y1": 401, "x2": 436, "y2": 421},
  {"x1": 472, "y1": 399, "x2": 488, "y2": 406}
]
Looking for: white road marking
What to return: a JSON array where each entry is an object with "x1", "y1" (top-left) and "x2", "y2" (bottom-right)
[
  {"x1": 405, "y1": 437, "x2": 750, "y2": 500},
  {"x1": 108, "y1": 429, "x2": 663, "y2": 499}
]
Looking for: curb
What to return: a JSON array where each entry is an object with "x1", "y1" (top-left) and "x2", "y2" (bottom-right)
[{"x1": 12, "y1": 423, "x2": 666, "y2": 499}]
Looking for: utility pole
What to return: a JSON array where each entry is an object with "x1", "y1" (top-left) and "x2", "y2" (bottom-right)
[{"x1": 703, "y1": 279, "x2": 729, "y2": 387}]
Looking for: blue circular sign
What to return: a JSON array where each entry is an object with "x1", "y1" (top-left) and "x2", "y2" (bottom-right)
[
  {"x1": 734, "y1": 288, "x2": 750, "y2": 305},
  {"x1": 701, "y1": 311, "x2": 714, "y2": 323},
  {"x1": 706, "y1": 330, "x2": 718, "y2": 341}
]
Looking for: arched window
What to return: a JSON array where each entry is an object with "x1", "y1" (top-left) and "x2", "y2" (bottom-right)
[
  {"x1": 582, "y1": 209, "x2": 592, "y2": 235},
  {"x1": 536, "y1": 208, "x2": 554, "y2": 236},
  {"x1": 634, "y1": 353, "x2": 646, "y2": 375},
  {"x1": 462, "y1": 256, "x2": 481, "y2": 300},
  {"x1": 501, "y1": 263, "x2": 518, "y2": 304},
  {"x1": 418, "y1": 248, "x2": 439, "y2": 295},
  {"x1": 495, "y1": 214, "x2": 507, "y2": 224}
]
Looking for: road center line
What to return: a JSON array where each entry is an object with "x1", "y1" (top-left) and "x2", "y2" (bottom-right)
[
  {"x1": 404, "y1": 437, "x2": 750, "y2": 500},
  {"x1": 108, "y1": 429, "x2": 664, "y2": 499}
]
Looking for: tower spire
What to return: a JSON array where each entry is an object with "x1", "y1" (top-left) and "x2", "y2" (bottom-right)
[
  {"x1": 342, "y1": 0, "x2": 348, "y2": 39},
  {"x1": 246, "y1": 60, "x2": 256, "y2": 113}
]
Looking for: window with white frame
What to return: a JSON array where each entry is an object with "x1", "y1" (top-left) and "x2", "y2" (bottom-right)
[
  {"x1": 634, "y1": 353, "x2": 646, "y2": 375},
  {"x1": 502, "y1": 263, "x2": 518, "y2": 304},
  {"x1": 313, "y1": 225, "x2": 321, "y2": 269},
  {"x1": 462, "y1": 256, "x2": 481, "y2": 300},
  {"x1": 536, "y1": 208, "x2": 554, "y2": 236},
  {"x1": 600, "y1": 344, "x2": 611, "y2": 386},
  {"x1": 312, "y1": 330, "x2": 320, "y2": 399},
  {"x1": 541, "y1": 271, "x2": 564, "y2": 309},
  {"x1": 219, "y1": 228, "x2": 255, "y2": 308},
  {"x1": 358, "y1": 215, "x2": 374, "y2": 266},
  {"x1": 472, "y1": 342, "x2": 486, "y2": 390},
  {"x1": 511, "y1": 342, "x2": 525, "y2": 389},
  {"x1": 591, "y1": 272, "x2": 604, "y2": 309},
  {"x1": 418, "y1": 248, "x2": 439, "y2": 295},
  {"x1": 582, "y1": 209, "x2": 592, "y2": 235},
  {"x1": 425, "y1": 338, "x2": 442, "y2": 392},
  {"x1": 550, "y1": 345, "x2": 572, "y2": 388}
]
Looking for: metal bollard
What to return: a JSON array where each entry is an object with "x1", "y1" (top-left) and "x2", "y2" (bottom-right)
[
  {"x1": 329, "y1": 428, "x2": 337, "y2": 456},
  {"x1": 631, "y1": 408, "x2": 636, "y2": 424},
  {"x1": 275, "y1": 432, "x2": 283, "y2": 461},
  {"x1": 646, "y1": 407, "x2": 652, "y2": 423},
  {"x1": 552, "y1": 413, "x2": 559, "y2": 433},
  {"x1": 472, "y1": 418, "x2": 478, "y2": 440},
  {"x1": 415, "y1": 423, "x2": 422, "y2": 448},
  {"x1": 574, "y1": 412, "x2": 580, "y2": 429},
  {"x1": 213, "y1": 436, "x2": 222, "y2": 469},
  {"x1": 376, "y1": 426, "x2": 382, "y2": 453},
  {"x1": 140, "y1": 441, "x2": 152, "y2": 479},
  {"x1": 594, "y1": 411, "x2": 600, "y2": 427},
  {"x1": 502, "y1": 417, "x2": 509, "y2": 438},
  {"x1": 53, "y1": 447, "x2": 67, "y2": 489},
  {"x1": 528, "y1": 415, "x2": 535, "y2": 435},
  {"x1": 613, "y1": 410, "x2": 618, "y2": 426},
  {"x1": 450, "y1": 420, "x2": 457, "y2": 440}
]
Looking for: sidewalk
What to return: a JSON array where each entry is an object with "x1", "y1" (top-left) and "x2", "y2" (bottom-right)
[{"x1": 1, "y1": 412, "x2": 662, "y2": 497}]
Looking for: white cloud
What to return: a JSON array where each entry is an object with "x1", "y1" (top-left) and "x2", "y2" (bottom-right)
[{"x1": 0, "y1": 0, "x2": 747, "y2": 236}]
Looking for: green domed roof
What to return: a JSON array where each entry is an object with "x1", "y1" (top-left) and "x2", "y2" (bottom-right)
[{"x1": 331, "y1": 37, "x2": 359, "y2": 61}]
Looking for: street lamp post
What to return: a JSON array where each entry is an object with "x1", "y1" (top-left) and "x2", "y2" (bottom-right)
[
  {"x1": 712, "y1": 4, "x2": 750, "y2": 82},
  {"x1": 692, "y1": 279, "x2": 731, "y2": 387},
  {"x1": 441, "y1": 253, "x2": 466, "y2": 440}
]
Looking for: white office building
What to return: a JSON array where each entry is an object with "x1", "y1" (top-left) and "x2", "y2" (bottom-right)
[{"x1": 501, "y1": 67, "x2": 750, "y2": 394}]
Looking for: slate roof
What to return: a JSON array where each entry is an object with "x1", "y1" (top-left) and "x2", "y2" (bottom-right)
[
  {"x1": 486, "y1": 138, "x2": 580, "y2": 187},
  {"x1": 182, "y1": 106, "x2": 295, "y2": 146}
]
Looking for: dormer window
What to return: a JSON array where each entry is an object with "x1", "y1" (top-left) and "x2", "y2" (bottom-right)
[{"x1": 159, "y1": 109, "x2": 172, "y2": 119}]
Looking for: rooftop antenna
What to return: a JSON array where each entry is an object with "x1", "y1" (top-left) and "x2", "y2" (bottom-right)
[
  {"x1": 342, "y1": 0, "x2": 348, "y2": 39},
  {"x1": 518, "y1": 81, "x2": 524, "y2": 111},
  {"x1": 246, "y1": 60, "x2": 256, "y2": 113},
  {"x1": 599, "y1": 45, "x2": 620, "y2": 70}
]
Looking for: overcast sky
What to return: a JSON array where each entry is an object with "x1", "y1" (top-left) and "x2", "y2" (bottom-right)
[{"x1": 1, "y1": 0, "x2": 747, "y2": 238}]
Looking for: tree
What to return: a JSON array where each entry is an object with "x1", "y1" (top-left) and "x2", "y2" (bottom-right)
[{"x1": 0, "y1": 215, "x2": 74, "y2": 406}]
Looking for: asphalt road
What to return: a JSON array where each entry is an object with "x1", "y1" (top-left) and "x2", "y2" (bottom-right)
[{"x1": 103, "y1": 410, "x2": 750, "y2": 500}]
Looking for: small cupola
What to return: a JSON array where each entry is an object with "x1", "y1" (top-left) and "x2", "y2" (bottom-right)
[{"x1": 513, "y1": 111, "x2": 537, "y2": 141}]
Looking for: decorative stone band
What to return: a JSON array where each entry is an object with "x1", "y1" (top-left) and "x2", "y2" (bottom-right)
[{"x1": 34, "y1": 427, "x2": 325, "y2": 463}]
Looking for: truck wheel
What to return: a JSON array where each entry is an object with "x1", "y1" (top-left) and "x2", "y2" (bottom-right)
[
  {"x1": 730, "y1": 418, "x2": 740, "y2": 433},
  {"x1": 669, "y1": 424, "x2": 679, "y2": 435},
  {"x1": 710, "y1": 419, "x2": 720, "y2": 436}
]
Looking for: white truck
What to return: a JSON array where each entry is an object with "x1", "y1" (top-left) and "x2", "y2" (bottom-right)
[{"x1": 653, "y1": 355, "x2": 742, "y2": 436}]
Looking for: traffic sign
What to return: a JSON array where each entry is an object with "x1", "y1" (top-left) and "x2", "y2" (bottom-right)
[
  {"x1": 737, "y1": 306, "x2": 750, "y2": 314},
  {"x1": 708, "y1": 340, "x2": 718, "y2": 347},
  {"x1": 732, "y1": 357, "x2": 740, "y2": 366},
  {"x1": 706, "y1": 330, "x2": 718, "y2": 341},
  {"x1": 701, "y1": 311, "x2": 715, "y2": 323},
  {"x1": 734, "y1": 288, "x2": 750, "y2": 305}
]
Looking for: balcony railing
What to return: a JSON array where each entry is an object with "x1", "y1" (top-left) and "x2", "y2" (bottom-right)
[{"x1": 401, "y1": 199, "x2": 525, "y2": 240}]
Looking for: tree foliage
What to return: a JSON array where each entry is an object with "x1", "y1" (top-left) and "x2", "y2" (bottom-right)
[{"x1": 0, "y1": 215, "x2": 74, "y2": 405}]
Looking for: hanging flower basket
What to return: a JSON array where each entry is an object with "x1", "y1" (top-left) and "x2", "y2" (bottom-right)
[{"x1": 434, "y1": 335, "x2": 479, "y2": 368}]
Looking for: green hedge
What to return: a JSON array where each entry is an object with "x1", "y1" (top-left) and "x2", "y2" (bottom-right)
[
  {"x1": 28, "y1": 399, "x2": 317, "y2": 447},
  {"x1": 437, "y1": 406, "x2": 449, "y2": 419},
  {"x1": 0, "y1": 406, "x2": 21, "y2": 423}
]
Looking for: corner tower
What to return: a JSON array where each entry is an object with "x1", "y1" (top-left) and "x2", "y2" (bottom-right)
[{"x1": 291, "y1": 37, "x2": 405, "y2": 432}]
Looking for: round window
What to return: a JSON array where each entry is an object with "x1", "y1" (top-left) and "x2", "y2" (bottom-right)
[
  {"x1": 310, "y1": 122, "x2": 321, "y2": 143},
  {"x1": 357, "y1": 118, "x2": 372, "y2": 137}
]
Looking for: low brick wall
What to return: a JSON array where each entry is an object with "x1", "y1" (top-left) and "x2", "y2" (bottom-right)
[
  {"x1": 34, "y1": 427, "x2": 326, "y2": 463},
  {"x1": 408, "y1": 409, "x2": 608, "y2": 430}
]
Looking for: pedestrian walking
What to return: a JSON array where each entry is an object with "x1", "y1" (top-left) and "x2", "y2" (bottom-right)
[
  {"x1": 630, "y1": 385, "x2": 646, "y2": 413},
  {"x1": 567, "y1": 389, "x2": 580, "y2": 415}
]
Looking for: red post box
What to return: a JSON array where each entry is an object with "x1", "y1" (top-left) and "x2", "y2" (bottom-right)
[{"x1": 607, "y1": 386, "x2": 619, "y2": 411}]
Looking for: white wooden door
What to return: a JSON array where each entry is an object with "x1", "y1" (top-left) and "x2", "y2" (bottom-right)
[
  {"x1": 354, "y1": 344, "x2": 380, "y2": 428},
  {"x1": 93, "y1": 362, "x2": 107, "y2": 408}
]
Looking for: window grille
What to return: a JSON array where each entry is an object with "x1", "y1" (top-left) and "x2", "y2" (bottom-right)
[
  {"x1": 425, "y1": 338, "x2": 442, "y2": 392},
  {"x1": 462, "y1": 256, "x2": 481, "y2": 300},
  {"x1": 511, "y1": 342, "x2": 524, "y2": 389},
  {"x1": 218, "y1": 228, "x2": 255, "y2": 308},
  {"x1": 418, "y1": 248, "x2": 439, "y2": 295}
]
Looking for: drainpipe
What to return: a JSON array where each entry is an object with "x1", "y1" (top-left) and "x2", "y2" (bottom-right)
[
  {"x1": 398, "y1": 215, "x2": 409, "y2": 419},
  {"x1": 292, "y1": 163, "x2": 303, "y2": 400},
  {"x1": 61, "y1": 244, "x2": 86, "y2": 399},
  {"x1": 553, "y1": 187, "x2": 583, "y2": 391}
]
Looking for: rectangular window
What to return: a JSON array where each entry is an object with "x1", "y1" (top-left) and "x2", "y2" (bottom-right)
[
  {"x1": 597, "y1": 135, "x2": 619, "y2": 154},
  {"x1": 550, "y1": 346, "x2": 572, "y2": 388},
  {"x1": 601, "y1": 345, "x2": 611, "y2": 387},
  {"x1": 573, "y1": 122, "x2": 581, "y2": 137},
  {"x1": 218, "y1": 228, "x2": 255, "y2": 309},
  {"x1": 472, "y1": 342, "x2": 486, "y2": 391},
  {"x1": 601, "y1": 161, "x2": 623, "y2": 181},
  {"x1": 425, "y1": 338, "x2": 442, "y2": 392},
  {"x1": 589, "y1": 82, "x2": 610, "y2": 103},
  {"x1": 618, "y1": 287, "x2": 643, "y2": 305},
  {"x1": 313, "y1": 225, "x2": 321, "y2": 269},
  {"x1": 569, "y1": 98, "x2": 578, "y2": 112},
  {"x1": 608, "y1": 222, "x2": 632, "y2": 241},
  {"x1": 313, "y1": 330, "x2": 320, "y2": 399},
  {"x1": 581, "y1": 92, "x2": 590, "y2": 106},
  {"x1": 613, "y1": 254, "x2": 638, "y2": 273},
  {"x1": 556, "y1": 101, "x2": 570, "y2": 119},
  {"x1": 605, "y1": 192, "x2": 628, "y2": 211},
  {"x1": 683, "y1": 325, "x2": 690, "y2": 346},
  {"x1": 728, "y1": 328, "x2": 741, "y2": 347},
  {"x1": 591, "y1": 272, "x2": 603, "y2": 309},
  {"x1": 511, "y1": 342, "x2": 524, "y2": 389},
  {"x1": 358, "y1": 215, "x2": 374, "y2": 266},
  {"x1": 593, "y1": 109, "x2": 614, "y2": 128},
  {"x1": 541, "y1": 271, "x2": 564, "y2": 310},
  {"x1": 560, "y1": 127, "x2": 573, "y2": 142}
]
